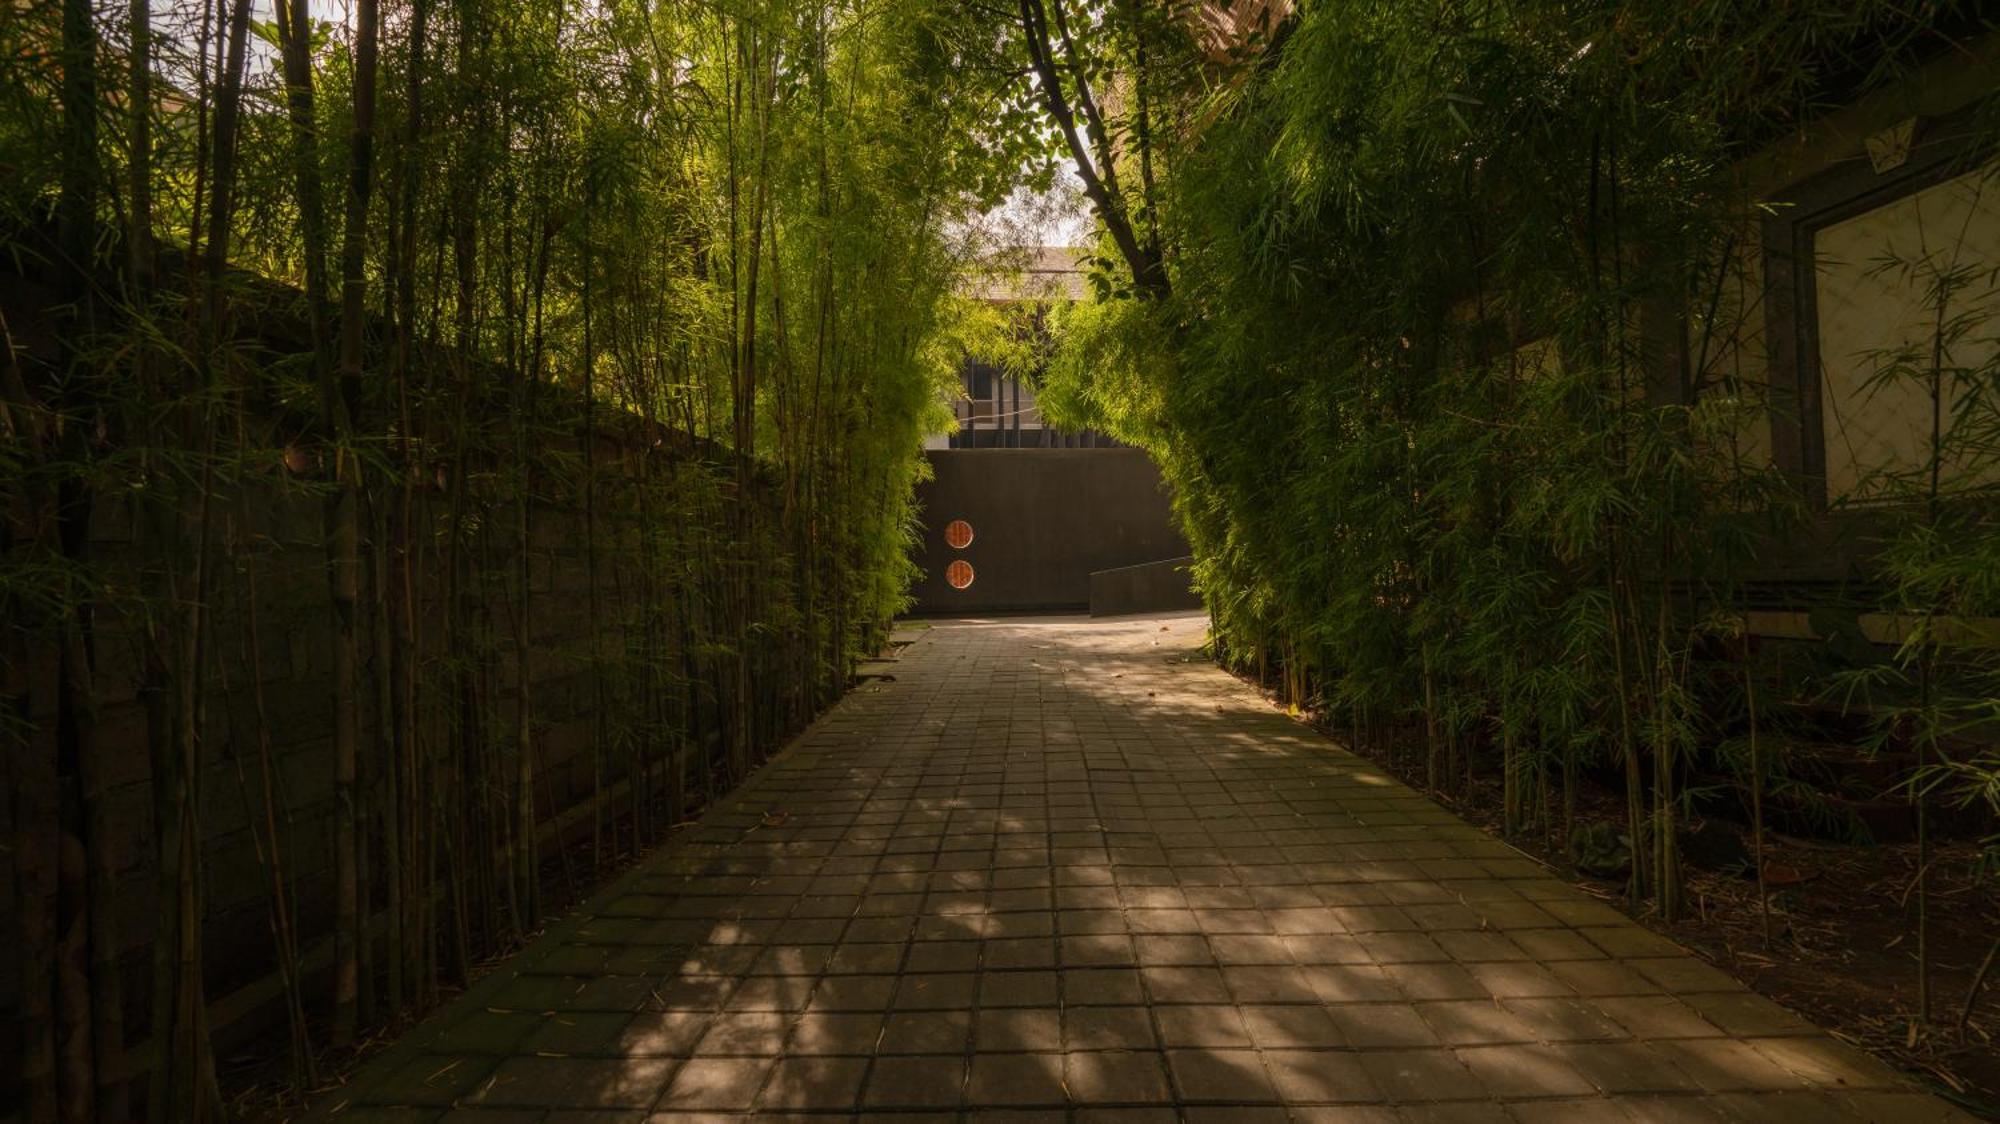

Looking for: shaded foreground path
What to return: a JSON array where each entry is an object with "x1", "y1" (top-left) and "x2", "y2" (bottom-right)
[{"x1": 320, "y1": 613, "x2": 1969, "y2": 1122}]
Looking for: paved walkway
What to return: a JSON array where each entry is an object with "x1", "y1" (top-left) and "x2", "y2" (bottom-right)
[{"x1": 321, "y1": 613, "x2": 1968, "y2": 1123}]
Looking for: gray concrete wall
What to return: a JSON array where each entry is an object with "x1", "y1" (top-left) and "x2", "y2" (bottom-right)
[
  {"x1": 1090, "y1": 556, "x2": 1202, "y2": 617},
  {"x1": 910, "y1": 448, "x2": 1190, "y2": 613}
]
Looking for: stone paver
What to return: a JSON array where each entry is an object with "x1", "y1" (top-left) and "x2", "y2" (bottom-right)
[{"x1": 316, "y1": 613, "x2": 1972, "y2": 1122}]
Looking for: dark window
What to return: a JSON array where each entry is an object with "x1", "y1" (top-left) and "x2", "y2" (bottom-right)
[{"x1": 966, "y1": 360, "x2": 996, "y2": 400}]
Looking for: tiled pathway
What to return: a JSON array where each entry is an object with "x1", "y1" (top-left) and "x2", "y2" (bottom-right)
[{"x1": 319, "y1": 613, "x2": 1970, "y2": 1122}]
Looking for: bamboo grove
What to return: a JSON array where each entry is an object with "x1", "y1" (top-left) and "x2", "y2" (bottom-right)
[
  {"x1": 0, "y1": 0, "x2": 1025, "y2": 1117},
  {"x1": 1008, "y1": 0, "x2": 2000, "y2": 1038}
]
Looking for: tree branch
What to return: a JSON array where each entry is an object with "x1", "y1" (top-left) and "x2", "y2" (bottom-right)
[{"x1": 1017, "y1": 0, "x2": 1166, "y2": 298}]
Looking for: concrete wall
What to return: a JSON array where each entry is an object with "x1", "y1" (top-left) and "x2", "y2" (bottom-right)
[
  {"x1": 1090, "y1": 556, "x2": 1202, "y2": 617},
  {"x1": 910, "y1": 448, "x2": 1190, "y2": 613}
]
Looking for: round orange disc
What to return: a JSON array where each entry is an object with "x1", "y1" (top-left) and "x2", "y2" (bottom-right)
[{"x1": 945, "y1": 559, "x2": 975, "y2": 590}]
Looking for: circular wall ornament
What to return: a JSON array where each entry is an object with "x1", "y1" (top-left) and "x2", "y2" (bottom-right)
[
  {"x1": 944, "y1": 519, "x2": 974, "y2": 550},
  {"x1": 945, "y1": 559, "x2": 975, "y2": 590}
]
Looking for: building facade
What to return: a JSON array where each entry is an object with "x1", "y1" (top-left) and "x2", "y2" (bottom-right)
[
  {"x1": 911, "y1": 246, "x2": 1193, "y2": 611},
  {"x1": 927, "y1": 246, "x2": 1120, "y2": 449}
]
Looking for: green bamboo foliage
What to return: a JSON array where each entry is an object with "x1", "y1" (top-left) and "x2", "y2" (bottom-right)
[
  {"x1": 1028, "y1": 0, "x2": 1999, "y2": 1030},
  {"x1": 1, "y1": 0, "x2": 998, "y2": 1116}
]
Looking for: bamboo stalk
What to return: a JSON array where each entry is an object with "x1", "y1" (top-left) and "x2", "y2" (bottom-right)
[{"x1": 1744, "y1": 655, "x2": 1771, "y2": 947}]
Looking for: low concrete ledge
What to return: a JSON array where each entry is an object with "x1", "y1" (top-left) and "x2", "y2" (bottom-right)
[{"x1": 1089, "y1": 556, "x2": 1202, "y2": 617}]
